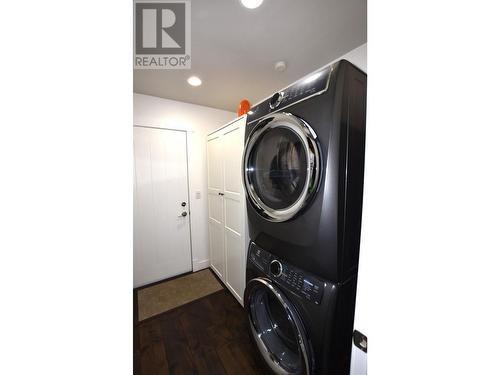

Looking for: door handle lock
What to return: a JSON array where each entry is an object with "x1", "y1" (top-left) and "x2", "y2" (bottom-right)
[{"x1": 178, "y1": 211, "x2": 188, "y2": 217}]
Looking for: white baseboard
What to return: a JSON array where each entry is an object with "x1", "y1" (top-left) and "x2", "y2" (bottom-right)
[{"x1": 192, "y1": 258, "x2": 210, "y2": 272}]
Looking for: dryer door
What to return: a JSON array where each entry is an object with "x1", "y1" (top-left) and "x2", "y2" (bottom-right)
[
  {"x1": 243, "y1": 113, "x2": 321, "y2": 222},
  {"x1": 245, "y1": 278, "x2": 313, "y2": 375}
]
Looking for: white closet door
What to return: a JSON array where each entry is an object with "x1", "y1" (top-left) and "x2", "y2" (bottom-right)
[
  {"x1": 207, "y1": 133, "x2": 225, "y2": 280},
  {"x1": 133, "y1": 127, "x2": 192, "y2": 287},
  {"x1": 222, "y1": 119, "x2": 246, "y2": 303}
]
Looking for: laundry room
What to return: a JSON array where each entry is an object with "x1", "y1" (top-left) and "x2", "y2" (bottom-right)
[
  {"x1": 133, "y1": 1, "x2": 367, "y2": 374},
  {"x1": 4, "y1": 1, "x2": 500, "y2": 375}
]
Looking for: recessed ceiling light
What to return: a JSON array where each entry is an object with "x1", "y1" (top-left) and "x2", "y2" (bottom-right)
[
  {"x1": 274, "y1": 61, "x2": 287, "y2": 72},
  {"x1": 240, "y1": 0, "x2": 264, "y2": 9},
  {"x1": 187, "y1": 76, "x2": 202, "y2": 86}
]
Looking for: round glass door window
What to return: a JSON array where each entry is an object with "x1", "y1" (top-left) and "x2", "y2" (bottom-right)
[
  {"x1": 251, "y1": 127, "x2": 307, "y2": 209},
  {"x1": 244, "y1": 113, "x2": 320, "y2": 222},
  {"x1": 246, "y1": 278, "x2": 311, "y2": 375}
]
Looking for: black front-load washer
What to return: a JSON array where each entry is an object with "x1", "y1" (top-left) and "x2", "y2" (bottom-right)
[
  {"x1": 245, "y1": 242, "x2": 357, "y2": 375},
  {"x1": 243, "y1": 60, "x2": 367, "y2": 374}
]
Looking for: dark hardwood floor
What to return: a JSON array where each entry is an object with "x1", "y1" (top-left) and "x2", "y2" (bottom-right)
[{"x1": 134, "y1": 288, "x2": 273, "y2": 375}]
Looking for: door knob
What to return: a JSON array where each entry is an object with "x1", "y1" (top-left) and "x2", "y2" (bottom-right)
[
  {"x1": 178, "y1": 211, "x2": 188, "y2": 217},
  {"x1": 181, "y1": 202, "x2": 187, "y2": 207},
  {"x1": 218, "y1": 192, "x2": 224, "y2": 196}
]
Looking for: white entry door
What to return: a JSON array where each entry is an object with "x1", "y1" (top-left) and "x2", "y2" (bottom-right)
[{"x1": 133, "y1": 126, "x2": 192, "y2": 287}]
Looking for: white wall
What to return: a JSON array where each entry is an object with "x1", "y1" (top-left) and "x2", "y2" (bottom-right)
[
  {"x1": 339, "y1": 43, "x2": 367, "y2": 73},
  {"x1": 134, "y1": 94, "x2": 235, "y2": 273}
]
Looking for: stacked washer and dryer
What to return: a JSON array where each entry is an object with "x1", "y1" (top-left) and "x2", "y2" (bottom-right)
[{"x1": 242, "y1": 60, "x2": 367, "y2": 375}]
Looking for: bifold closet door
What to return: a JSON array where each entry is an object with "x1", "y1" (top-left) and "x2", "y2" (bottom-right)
[
  {"x1": 133, "y1": 127, "x2": 192, "y2": 287},
  {"x1": 207, "y1": 133, "x2": 225, "y2": 280},
  {"x1": 221, "y1": 123, "x2": 246, "y2": 302}
]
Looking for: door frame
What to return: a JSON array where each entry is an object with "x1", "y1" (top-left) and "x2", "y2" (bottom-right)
[{"x1": 133, "y1": 125, "x2": 194, "y2": 280}]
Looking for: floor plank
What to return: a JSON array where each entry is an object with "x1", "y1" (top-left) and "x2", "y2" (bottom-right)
[
  {"x1": 159, "y1": 310, "x2": 197, "y2": 375},
  {"x1": 217, "y1": 342, "x2": 265, "y2": 375},
  {"x1": 138, "y1": 321, "x2": 170, "y2": 375},
  {"x1": 178, "y1": 298, "x2": 227, "y2": 375}
]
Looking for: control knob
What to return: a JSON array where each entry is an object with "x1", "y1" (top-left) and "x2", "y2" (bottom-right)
[
  {"x1": 269, "y1": 91, "x2": 284, "y2": 109},
  {"x1": 270, "y1": 260, "x2": 283, "y2": 277}
]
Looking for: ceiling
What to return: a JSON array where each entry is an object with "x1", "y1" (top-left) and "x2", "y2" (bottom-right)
[{"x1": 134, "y1": 0, "x2": 367, "y2": 112}]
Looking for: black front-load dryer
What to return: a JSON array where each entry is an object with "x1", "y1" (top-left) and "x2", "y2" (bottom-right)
[
  {"x1": 243, "y1": 60, "x2": 367, "y2": 375},
  {"x1": 243, "y1": 59, "x2": 367, "y2": 284},
  {"x1": 245, "y1": 242, "x2": 357, "y2": 375}
]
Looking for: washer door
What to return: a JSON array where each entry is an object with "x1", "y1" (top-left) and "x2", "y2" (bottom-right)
[
  {"x1": 245, "y1": 278, "x2": 312, "y2": 375},
  {"x1": 243, "y1": 113, "x2": 320, "y2": 222}
]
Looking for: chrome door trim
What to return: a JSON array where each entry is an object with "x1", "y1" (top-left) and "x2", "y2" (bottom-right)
[
  {"x1": 243, "y1": 112, "x2": 321, "y2": 222},
  {"x1": 245, "y1": 277, "x2": 312, "y2": 375}
]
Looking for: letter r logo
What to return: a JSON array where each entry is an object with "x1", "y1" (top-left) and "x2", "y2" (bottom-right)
[{"x1": 135, "y1": 2, "x2": 186, "y2": 55}]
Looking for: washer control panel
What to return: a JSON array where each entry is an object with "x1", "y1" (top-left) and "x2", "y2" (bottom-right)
[{"x1": 249, "y1": 242, "x2": 325, "y2": 305}]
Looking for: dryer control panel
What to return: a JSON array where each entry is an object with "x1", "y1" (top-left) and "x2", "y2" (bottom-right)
[
  {"x1": 246, "y1": 65, "x2": 332, "y2": 125},
  {"x1": 249, "y1": 242, "x2": 325, "y2": 305}
]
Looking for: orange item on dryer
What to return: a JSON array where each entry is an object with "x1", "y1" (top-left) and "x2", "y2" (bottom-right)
[{"x1": 237, "y1": 99, "x2": 251, "y2": 116}]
